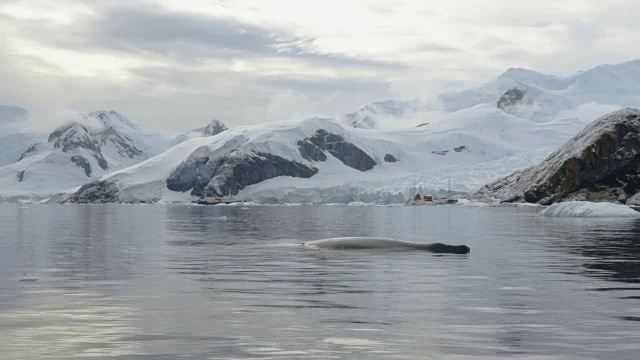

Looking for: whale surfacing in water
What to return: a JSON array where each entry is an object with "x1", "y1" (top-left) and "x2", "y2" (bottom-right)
[{"x1": 303, "y1": 237, "x2": 470, "y2": 254}]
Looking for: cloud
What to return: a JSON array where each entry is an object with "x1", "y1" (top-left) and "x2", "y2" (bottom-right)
[
  {"x1": 1, "y1": 0, "x2": 640, "y2": 132},
  {"x1": 9, "y1": 4, "x2": 399, "y2": 70},
  {"x1": 259, "y1": 76, "x2": 390, "y2": 94}
]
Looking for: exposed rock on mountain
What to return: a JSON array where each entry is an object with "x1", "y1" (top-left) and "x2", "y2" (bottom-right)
[
  {"x1": 384, "y1": 154, "x2": 398, "y2": 163},
  {"x1": 174, "y1": 119, "x2": 229, "y2": 144},
  {"x1": 475, "y1": 109, "x2": 640, "y2": 204},
  {"x1": 301, "y1": 129, "x2": 376, "y2": 171},
  {"x1": 497, "y1": 87, "x2": 526, "y2": 110},
  {"x1": 164, "y1": 152, "x2": 318, "y2": 197},
  {"x1": 66, "y1": 180, "x2": 119, "y2": 204},
  {"x1": 70, "y1": 155, "x2": 93, "y2": 177},
  {"x1": 202, "y1": 152, "x2": 318, "y2": 196},
  {"x1": 202, "y1": 119, "x2": 228, "y2": 136},
  {"x1": 297, "y1": 139, "x2": 327, "y2": 162}
]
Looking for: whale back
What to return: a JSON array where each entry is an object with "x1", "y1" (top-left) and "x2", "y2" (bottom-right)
[{"x1": 303, "y1": 237, "x2": 470, "y2": 254}]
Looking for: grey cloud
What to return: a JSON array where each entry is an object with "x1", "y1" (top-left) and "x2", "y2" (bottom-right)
[
  {"x1": 8, "y1": 4, "x2": 402, "y2": 70},
  {"x1": 260, "y1": 76, "x2": 391, "y2": 95},
  {"x1": 92, "y1": 7, "x2": 403, "y2": 69},
  {"x1": 94, "y1": 7, "x2": 306, "y2": 56}
]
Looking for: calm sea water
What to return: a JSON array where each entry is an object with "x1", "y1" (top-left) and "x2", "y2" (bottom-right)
[{"x1": 1, "y1": 204, "x2": 640, "y2": 359}]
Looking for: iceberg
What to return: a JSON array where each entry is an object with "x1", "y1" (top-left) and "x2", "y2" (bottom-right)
[{"x1": 539, "y1": 201, "x2": 640, "y2": 218}]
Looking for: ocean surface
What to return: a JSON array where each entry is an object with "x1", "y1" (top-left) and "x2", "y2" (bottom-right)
[{"x1": 1, "y1": 204, "x2": 640, "y2": 359}]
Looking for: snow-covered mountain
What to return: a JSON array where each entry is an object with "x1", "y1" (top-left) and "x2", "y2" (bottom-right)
[
  {"x1": 343, "y1": 60, "x2": 640, "y2": 130},
  {"x1": 341, "y1": 99, "x2": 432, "y2": 129},
  {"x1": 61, "y1": 107, "x2": 591, "y2": 204},
  {"x1": 173, "y1": 119, "x2": 228, "y2": 144},
  {"x1": 440, "y1": 59, "x2": 640, "y2": 123},
  {"x1": 0, "y1": 110, "x2": 175, "y2": 202}
]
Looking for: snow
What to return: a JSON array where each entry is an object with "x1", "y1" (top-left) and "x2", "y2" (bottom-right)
[{"x1": 539, "y1": 201, "x2": 640, "y2": 218}]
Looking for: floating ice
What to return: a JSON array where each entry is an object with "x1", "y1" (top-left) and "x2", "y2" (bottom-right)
[{"x1": 539, "y1": 201, "x2": 640, "y2": 218}]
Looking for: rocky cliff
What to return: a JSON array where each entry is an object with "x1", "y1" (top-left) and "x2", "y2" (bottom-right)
[
  {"x1": 165, "y1": 152, "x2": 318, "y2": 197},
  {"x1": 475, "y1": 108, "x2": 640, "y2": 204}
]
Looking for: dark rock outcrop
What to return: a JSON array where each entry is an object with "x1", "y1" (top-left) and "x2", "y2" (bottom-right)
[
  {"x1": 432, "y1": 150, "x2": 449, "y2": 156},
  {"x1": 203, "y1": 152, "x2": 318, "y2": 196},
  {"x1": 70, "y1": 156, "x2": 92, "y2": 177},
  {"x1": 497, "y1": 87, "x2": 526, "y2": 110},
  {"x1": 384, "y1": 154, "x2": 398, "y2": 163},
  {"x1": 454, "y1": 146, "x2": 466, "y2": 153},
  {"x1": 166, "y1": 157, "x2": 217, "y2": 193},
  {"x1": 16, "y1": 170, "x2": 25, "y2": 182},
  {"x1": 475, "y1": 109, "x2": 640, "y2": 204},
  {"x1": 66, "y1": 180, "x2": 119, "y2": 204},
  {"x1": 97, "y1": 127, "x2": 143, "y2": 159},
  {"x1": 166, "y1": 152, "x2": 318, "y2": 196},
  {"x1": 297, "y1": 139, "x2": 327, "y2": 162},
  {"x1": 303, "y1": 129, "x2": 376, "y2": 171},
  {"x1": 19, "y1": 143, "x2": 40, "y2": 161}
]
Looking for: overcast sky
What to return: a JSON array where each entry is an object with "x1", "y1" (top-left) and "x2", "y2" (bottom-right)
[{"x1": 2, "y1": 0, "x2": 640, "y2": 131}]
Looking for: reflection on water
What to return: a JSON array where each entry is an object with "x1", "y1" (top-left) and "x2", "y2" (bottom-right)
[{"x1": 1, "y1": 204, "x2": 640, "y2": 359}]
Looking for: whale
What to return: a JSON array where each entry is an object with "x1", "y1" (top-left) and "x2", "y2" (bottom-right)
[{"x1": 303, "y1": 237, "x2": 470, "y2": 254}]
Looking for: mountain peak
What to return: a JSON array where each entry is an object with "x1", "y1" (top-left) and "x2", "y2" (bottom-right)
[
  {"x1": 203, "y1": 119, "x2": 228, "y2": 136},
  {"x1": 48, "y1": 123, "x2": 99, "y2": 153}
]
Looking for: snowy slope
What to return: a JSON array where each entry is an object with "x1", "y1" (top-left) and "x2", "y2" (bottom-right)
[
  {"x1": 0, "y1": 110, "x2": 175, "y2": 202},
  {"x1": 63, "y1": 109, "x2": 590, "y2": 204}
]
